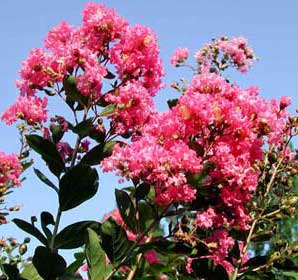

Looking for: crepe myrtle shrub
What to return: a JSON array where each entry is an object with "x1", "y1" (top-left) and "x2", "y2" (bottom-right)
[{"x1": 1, "y1": 3, "x2": 298, "y2": 280}]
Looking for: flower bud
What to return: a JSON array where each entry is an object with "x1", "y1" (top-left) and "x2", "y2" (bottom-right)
[{"x1": 19, "y1": 244, "x2": 27, "y2": 255}]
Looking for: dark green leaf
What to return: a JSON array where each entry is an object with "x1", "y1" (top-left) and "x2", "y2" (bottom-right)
[
  {"x1": 50, "y1": 124, "x2": 64, "y2": 143},
  {"x1": 59, "y1": 273, "x2": 83, "y2": 280},
  {"x1": 63, "y1": 75, "x2": 88, "y2": 108},
  {"x1": 32, "y1": 246, "x2": 66, "y2": 279},
  {"x1": 104, "y1": 71, "x2": 116, "y2": 80},
  {"x1": 54, "y1": 221, "x2": 101, "y2": 249},
  {"x1": 65, "y1": 252, "x2": 85, "y2": 275},
  {"x1": 244, "y1": 255, "x2": 269, "y2": 268},
  {"x1": 44, "y1": 89, "x2": 56, "y2": 96},
  {"x1": 228, "y1": 241, "x2": 240, "y2": 260},
  {"x1": 72, "y1": 118, "x2": 94, "y2": 138},
  {"x1": 60, "y1": 273, "x2": 84, "y2": 280},
  {"x1": 81, "y1": 141, "x2": 116, "y2": 166},
  {"x1": 34, "y1": 168, "x2": 58, "y2": 193},
  {"x1": 12, "y1": 219, "x2": 47, "y2": 246},
  {"x1": 136, "y1": 183, "x2": 151, "y2": 201},
  {"x1": 26, "y1": 134, "x2": 65, "y2": 177},
  {"x1": 40, "y1": 211, "x2": 54, "y2": 240},
  {"x1": 100, "y1": 218, "x2": 133, "y2": 265},
  {"x1": 138, "y1": 202, "x2": 156, "y2": 232},
  {"x1": 137, "y1": 240, "x2": 193, "y2": 256},
  {"x1": 115, "y1": 189, "x2": 136, "y2": 232},
  {"x1": 86, "y1": 228, "x2": 112, "y2": 280},
  {"x1": 21, "y1": 160, "x2": 33, "y2": 171},
  {"x1": 59, "y1": 165, "x2": 99, "y2": 211},
  {"x1": 252, "y1": 230, "x2": 273, "y2": 242},
  {"x1": 89, "y1": 129, "x2": 106, "y2": 143},
  {"x1": 191, "y1": 258, "x2": 229, "y2": 280},
  {"x1": 3, "y1": 264, "x2": 21, "y2": 280},
  {"x1": 167, "y1": 98, "x2": 178, "y2": 109}
]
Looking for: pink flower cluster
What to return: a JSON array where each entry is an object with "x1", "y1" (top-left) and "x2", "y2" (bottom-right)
[
  {"x1": 102, "y1": 70, "x2": 290, "y2": 213},
  {"x1": 170, "y1": 47, "x2": 189, "y2": 66},
  {"x1": 0, "y1": 152, "x2": 22, "y2": 187},
  {"x1": 81, "y1": 3, "x2": 128, "y2": 51},
  {"x1": 105, "y1": 81, "x2": 154, "y2": 134},
  {"x1": 101, "y1": 133, "x2": 202, "y2": 204},
  {"x1": 204, "y1": 230, "x2": 235, "y2": 274},
  {"x1": 2, "y1": 96, "x2": 48, "y2": 125},
  {"x1": 6, "y1": 3, "x2": 163, "y2": 126},
  {"x1": 195, "y1": 36, "x2": 255, "y2": 73},
  {"x1": 110, "y1": 24, "x2": 164, "y2": 95}
]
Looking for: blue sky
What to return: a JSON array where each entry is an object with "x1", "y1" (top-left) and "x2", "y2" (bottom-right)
[{"x1": 1, "y1": 0, "x2": 298, "y2": 261}]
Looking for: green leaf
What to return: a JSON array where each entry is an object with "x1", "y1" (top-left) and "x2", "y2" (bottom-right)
[
  {"x1": 115, "y1": 189, "x2": 136, "y2": 232},
  {"x1": 228, "y1": 241, "x2": 240, "y2": 260},
  {"x1": 81, "y1": 141, "x2": 116, "y2": 166},
  {"x1": 21, "y1": 263, "x2": 42, "y2": 280},
  {"x1": 12, "y1": 219, "x2": 47, "y2": 246},
  {"x1": 100, "y1": 218, "x2": 133, "y2": 265},
  {"x1": 40, "y1": 211, "x2": 54, "y2": 240},
  {"x1": 136, "y1": 183, "x2": 151, "y2": 201},
  {"x1": 72, "y1": 118, "x2": 94, "y2": 138},
  {"x1": 21, "y1": 160, "x2": 34, "y2": 171},
  {"x1": 167, "y1": 98, "x2": 178, "y2": 109},
  {"x1": 137, "y1": 240, "x2": 193, "y2": 256},
  {"x1": 26, "y1": 134, "x2": 65, "y2": 177},
  {"x1": 32, "y1": 246, "x2": 66, "y2": 279},
  {"x1": 243, "y1": 256, "x2": 269, "y2": 268},
  {"x1": 65, "y1": 252, "x2": 85, "y2": 275},
  {"x1": 191, "y1": 258, "x2": 229, "y2": 280},
  {"x1": 54, "y1": 221, "x2": 101, "y2": 249},
  {"x1": 60, "y1": 274, "x2": 84, "y2": 280},
  {"x1": 63, "y1": 75, "x2": 88, "y2": 108},
  {"x1": 283, "y1": 271, "x2": 298, "y2": 280},
  {"x1": 86, "y1": 228, "x2": 112, "y2": 280},
  {"x1": 104, "y1": 71, "x2": 116, "y2": 79},
  {"x1": 100, "y1": 104, "x2": 116, "y2": 117},
  {"x1": 89, "y1": 128, "x2": 106, "y2": 143},
  {"x1": 50, "y1": 124, "x2": 64, "y2": 144},
  {"x1": 3, "y1": 264, "x2": 21, "y2": 280},
  {"x1": 138, "y1": 202, "x2": 156, "y2": 232},
  {"x1": 59, "y1": 165, "x2": 99, "y2": 211},
  {"x1": 34, "y1": 168, "x2": 58, "y2": 193}
]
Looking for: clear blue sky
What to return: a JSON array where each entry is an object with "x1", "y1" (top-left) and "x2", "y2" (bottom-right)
[{"x1": 1, "y1": 0, "x2": 298, "y2": 261}]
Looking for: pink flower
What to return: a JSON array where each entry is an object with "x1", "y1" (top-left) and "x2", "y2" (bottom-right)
[
  {"x1": 170, "y1": 47, "x2": 189, "y2": 65},
  {"x1": 280, "y1": 96, "x2": 291, "y2": 110},
  {"x1": 81, "y1": 3, "x2": 128, "y2": 51},
  {"x1": 77, "y1": 63, "x2": 107, "y2": 98},
  {"x1": 2, "y1": 96, "x2": 48, "y2": 125},
  {"x1": 110, "y1": 24, "x2": 164, "y2": 95},
  {"x1": 205, "y1": 230, "x2": 235, "y2": 274},
  {"x1": 186, "y1": 257, "x2": 196, "y2": 274},
  {"x1": 144, "y1": 250, "x2": 159, "y2": 264},
  {"x1": 195, "y1": 36, "x2": 255, "y2": 73},
  {"x1": 44, "y1": 21, "x2": 74, "y2": 55},
  {"x1": 105, "y1": 81, "x2": 154, "y2": 134},
  {"x1": 196, "y1": 208, "x2": 217, "y2": 229},
  {"x1": 101, "y1": 135, "x2": 202, "y2": 204},
  {"x1": 81, "y1": 140, "x2": 90, "y2": 153},
  {"x1": 56, "y1": 141, "x2": 73, "y2": 161},
  {"x1": 16, "y1": 48, "x2": 64, "y2": 96},
  {"x1": 0, "y1": 152, "x2": 22, "y2": 187}
]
